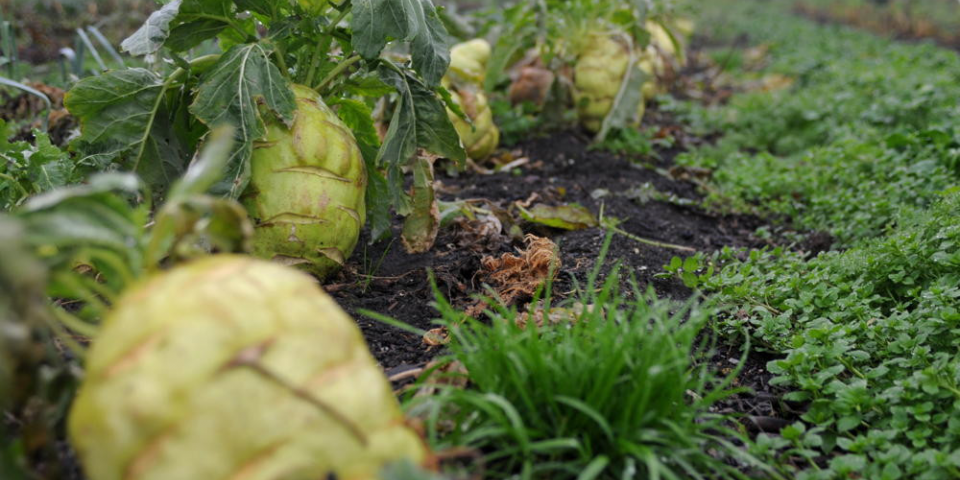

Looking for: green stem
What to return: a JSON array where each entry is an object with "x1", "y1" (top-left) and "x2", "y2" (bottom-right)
[
  {"x1": 838, "y1": 357, "x2": 866, "y2": 380},
  {"x1": 607, "y1": 225, "x2": 697, "y2": 252},
  {"x1": 315, "y1": 54, "x2": 361, "y2": 91},
  {"x1": 941, "y1": 379, "x2": 960, "y2": 399},
  {"x1": 303, "y1": 36, "x2": 333, "y2": 87},
  {"x1": 273, "y1": 43, "x2": 289, "y2": 78},
  {"x1": 303, "y1": 0, "x2": 351, "y2": 86}
]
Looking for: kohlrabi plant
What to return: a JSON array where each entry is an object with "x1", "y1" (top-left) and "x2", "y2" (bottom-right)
[
  {"x1": 64, "y1": 0, "x2": 467, "y2": 278},
  {"x1": 443, "y1": 38, "x2": 500, "y2": 161},
  {"x1": 2, "y1": 128, "x2": 429, "y2": 479},
  {"x1": 473, "y1": 0, "x2": 692, "y2": 140}
]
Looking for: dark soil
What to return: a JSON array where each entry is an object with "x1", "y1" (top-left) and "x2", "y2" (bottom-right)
[
  {"x1": 331, "y1": 122, "x2": 773, "y2": 370},
  {"x1": 328, "y1": 115, "x2": 811, "y2": 436}
]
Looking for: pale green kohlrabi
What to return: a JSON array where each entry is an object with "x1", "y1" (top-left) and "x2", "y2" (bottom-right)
[
  {"x1": 242, "y1": 84, "x2": 366, "y2": 280},
  {"x1": 297, "y1": 0, "x2": 329, "y2": 14},
  {"x1": 573, "y1": 33, "x2": 651, "y2": 133},
  {"x1": 69, "y1": 255, "x2": 429, "y2": 480},
  {"x1": 444, "y1": 39, "x2": 500, "y2": 161}
]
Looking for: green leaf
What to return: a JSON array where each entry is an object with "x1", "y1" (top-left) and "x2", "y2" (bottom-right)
[
  {"x1": 19, "y1": 173, "x2": 145, "y2": 273},
  {"x1": 364, "y1": 159, "x2": 392, "y2": 243},
  {"x1": 234, "y1": 0, "x2": 273, "y2": 16},
  {"x1": 376, "y1": 69, "x2": 418, "y2": 167},
  {"x1": 328, "y1": 96, "x2": 392, "y2": 239},
  {"x1": 67, "y1": 68, "x2": 189, "y2": 193},
  {"x1": 377, "y1": 66, "x2": 465, "y2": 165},
  {"x1": 344, "y1": 75, "x2": 395, "y2": 98},
  {"x1": 167, "y1": 0, "x2": 236, "y2": 52},
  {"x1": 409, "y1": 0, "x2": 450, "y2": 86},
  {"x1": 351, "y1": 0, "x2": 450, "y2": 85},
  {"x1": 190, "y1": 43, "x2": 296, "y2": 197},
  {"x1": 669, "y1": 256, "x2": 682, "y2": 270},
  {"x1": 329, "y1": 97, "x2": 381, "y2": 152},
  {"x1": 147, "y1": 127, "x2": 252, "y2": 267},
  {"x1": 518, "y1": 204, "x2": 598, "y2": 230},
  {"x1": 351, "y1": 0, "x2": 424, "y2": 60},
  {"x1": 25, "y1": 131, "x2": 73, "y2": 193},
  {"x1": 167, "y1": 19, "x2": 232, "y2": 52},
  {"x1": 167, "y1": 125, "x2": 236, "y2": 200}
]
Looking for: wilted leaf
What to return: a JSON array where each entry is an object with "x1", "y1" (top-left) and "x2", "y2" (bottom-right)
[
  {"x1": 519, "y1": 204, "x2": 598, "y2": 230},
  {"x1": 121, "y1": 0, "x2": 183, "y2": 57},
  {"x1": 466, "y1": 234, "x2": 560, "y2": 316},
  {"x1": 401, "y1": 157, "x2": 439, "y2": 253},
  {"x1": 597, "y1": 57, "x2": 647, "y2": 142}
]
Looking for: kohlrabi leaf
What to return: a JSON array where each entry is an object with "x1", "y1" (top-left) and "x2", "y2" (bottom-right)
[
  {"x1": 410, "y1": 0, "x2": 451, "y2": 86},
  {"x1": 329, "y1": 97, "x2": 381, "y2": 153},
  {"x1": 597, "y1": 58, "x2": 647, "y2": 142},
  {"x1": 329, "y1": 97, "x2": 392, "y2": 242},
  {"x1": 351, "y1": 0, "x2": 450, "y2": 86},
  {"x1": 352, "y1": 0, "x2": 424, "y2": 59},
  {"x1": 167, "y1": 125, "x2": 236, "y2": 200},
  {"x1": 234, "y1": 0, "x2": 273, "y2": 16},
  {"x1": 165, "y1": 0, "x2": 237, "y2": 53},
  {"x1": 66, "y1": 68, "x2": 190, "y2": 194},
  {"x1": 344, "y1": 75, "x2": 396, "y2": 98},
  {"x1": 121, "y1": 0, "x2": 183, "y2": 57},
  {"x1": 122, "y1": 0, "x2": 238, "y2": 56},
  {"x1": 377, "y1": 66, "x2": 465, "y2": 166},
  {"x1": 190, "y1": 43, "x2": 296, "y2": 197},
  {"x1": 19, "y1": 173, "x2": 146, "y2": 282},
  {"x1": 363, "y1": 158, "x2": 393, "y2": 243},
  {"x1": 147, "y1": 126, "x2": 252, "y2": 266},
  {"x1": 376, "y1": 68, "x2": 419, "y2": 167}
]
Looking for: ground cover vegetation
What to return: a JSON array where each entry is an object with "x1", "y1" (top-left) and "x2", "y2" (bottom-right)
[
  {"x1": 661, "y1": 1, "x2": 960, "y2": 478},
  {"x1": 793, "y1": 0, "x2": 960, "y2": 50},
  {"x1": 1, "y1": 0, "x2": 959, "y2": 478}
]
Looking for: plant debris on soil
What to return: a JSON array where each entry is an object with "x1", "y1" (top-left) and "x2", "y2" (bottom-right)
[
  {"x1": 335, "y1": 124, "x2": 776, "y2": 367},
  {"x1": 331, "y1": 117, "x2": 820, "y2": 443}
]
